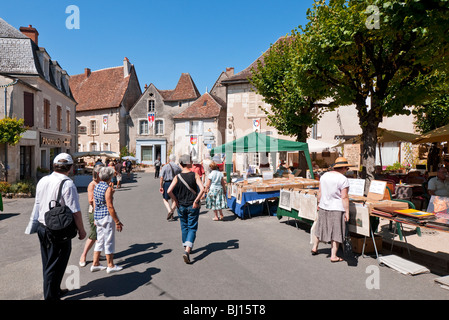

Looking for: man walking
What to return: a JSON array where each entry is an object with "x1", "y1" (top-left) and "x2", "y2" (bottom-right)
[
  {"x1": 25, "y1": 153, "x2": 86, "y2": 300},
  {"x1": 159, "y1": 154, "x2": 181, "y2": 221}
]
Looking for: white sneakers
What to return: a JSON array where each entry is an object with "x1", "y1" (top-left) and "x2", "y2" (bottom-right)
[
  {"x1": 106, "y1": 265, "x2": 123, "y2": 274},
  {"x1": 90, "y1": 264, "x2": 107, "y2": 272},
  {"x1": 90, "y1": 264, "x2": 123, "y2": 274}
]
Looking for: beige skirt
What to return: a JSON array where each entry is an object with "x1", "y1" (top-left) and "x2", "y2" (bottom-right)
[{"x1": 314, "y1": 208, "x2": 346, "y2": 244}]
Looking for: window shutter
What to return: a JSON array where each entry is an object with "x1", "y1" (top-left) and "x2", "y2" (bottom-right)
[
  {"x1": 198, "y1": 121, "x2": 203, "y2": 135},
  {"x1": 185, "y1": 121, "x2": 190, "y2": 135}
]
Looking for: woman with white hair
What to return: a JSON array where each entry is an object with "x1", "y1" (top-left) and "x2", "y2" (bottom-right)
[
  {"x1": 91, "y1": 166, "x2": 124, "y2": 273},
  {"x1": 79, "y1": 164, "x2": 104, "y2": 267}
]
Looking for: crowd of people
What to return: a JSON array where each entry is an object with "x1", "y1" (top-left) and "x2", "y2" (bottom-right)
[{"x1": 26, "y1": 152, "x2": 231, "y2": 299}]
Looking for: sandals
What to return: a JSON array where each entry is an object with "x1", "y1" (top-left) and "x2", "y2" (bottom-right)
[
  {"x1": 212, "y1": 217, "x2": 220, "y2": 221},
  {"x1": 331, "y1": 257, "x2": 344, "y2": 263}
]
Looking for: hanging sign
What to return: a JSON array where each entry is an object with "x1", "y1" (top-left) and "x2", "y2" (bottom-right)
[
  {"x1": 148, "y1": 112, "x2": 155, "y2": 123},
  {"x1": 253, "y1": 119, "x2": 260, "y2": 131},
  {"x1": 190, "y1": 135, "x2": 198, "y2": 145},
  {"x1": 103, "y1": 115, "x2": 108, "y2": 131}
]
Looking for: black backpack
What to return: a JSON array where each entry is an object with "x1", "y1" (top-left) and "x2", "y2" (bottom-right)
[{"x1": 44, "y1": 179, "x2": 78, "y2": 243}]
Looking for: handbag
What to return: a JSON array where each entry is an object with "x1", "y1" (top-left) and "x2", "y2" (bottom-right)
[
  {"x1": 343, "y1": 222, "x2": 358, "y2": 266},
  {"x1": 177, "y1": 173, "x2": 201, "y2": 209},
  {"x1": 44, "y1": 179, "x2": 78, "y2": 243}
]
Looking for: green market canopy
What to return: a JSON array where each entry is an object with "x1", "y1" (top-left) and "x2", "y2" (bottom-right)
[{"x1": 210, "y1": 131, "x2": 314, "y2": 181}]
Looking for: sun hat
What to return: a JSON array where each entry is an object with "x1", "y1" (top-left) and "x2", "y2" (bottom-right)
[
  {"x1": 53, "y1": 153, "x2": 74, "y2": 165},
  {"x1": 332, "y1": 157, "x2": 353, "y2": 169}
]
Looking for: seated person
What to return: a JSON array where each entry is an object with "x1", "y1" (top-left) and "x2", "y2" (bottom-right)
[{"x1": 428, "y1": 167, "x2": 449, "y2": 197}]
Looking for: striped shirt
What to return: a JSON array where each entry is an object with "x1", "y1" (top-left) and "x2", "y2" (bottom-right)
[{"x1": 93, "y1": 181, "x2": 110, "y2": 220}]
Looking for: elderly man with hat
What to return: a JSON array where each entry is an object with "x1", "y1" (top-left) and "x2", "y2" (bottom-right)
[
  {"x1": 25, "y1": 153, "x2": 86, "y2": 300},
  {"x1": 311, "y1": 157, "x2": 351, "y2": 263}
]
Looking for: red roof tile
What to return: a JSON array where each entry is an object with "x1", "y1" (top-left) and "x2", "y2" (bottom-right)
[
  {"x1": 69, "y1": 66, "x2": 131, "y2": 112},
  {"x1": 173, "y1": 92, "x2": 223, "y2": 120},
  {"x1": 157, "y1": 73, "x2": 200, "y2": 101}
]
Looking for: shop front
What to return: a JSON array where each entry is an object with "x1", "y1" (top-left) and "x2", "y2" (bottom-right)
[
  {"x1": 136, "y1": 138, "x2": 166, "y2": 165},
  {"x1": 39, "y1": 132, "x2": 73, "y2": 171}
]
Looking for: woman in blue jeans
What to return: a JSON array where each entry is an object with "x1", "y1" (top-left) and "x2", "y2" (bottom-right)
[{"x1": 168, "y1": 154, "x2": 205, "y2": 264}]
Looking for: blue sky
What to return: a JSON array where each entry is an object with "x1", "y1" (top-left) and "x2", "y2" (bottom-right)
[{"x1": 2, "y1": 0, "x2": 315, "y2": 94}]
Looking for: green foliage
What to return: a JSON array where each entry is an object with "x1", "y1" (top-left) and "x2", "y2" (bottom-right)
[
  {"x1": 249, "y1": 32, "x2": 337, "y2": 142},
  {"x1": 0, "y1": 117, "x2": 27, "y2": 146},
  {"x1": 0, "y1": 179, "x2": 35, "y2": 195},
  {"x1": 302, "y1": 0, "x2": 449, "y2": 179}
]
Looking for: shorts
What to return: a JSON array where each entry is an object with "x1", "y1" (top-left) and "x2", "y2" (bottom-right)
[
  {"x1": 116, "y1": 173, "x2": 122, "y2": 182},
  {"x1": 162, "y1": 181, "x2": 172, "y2": 200}
]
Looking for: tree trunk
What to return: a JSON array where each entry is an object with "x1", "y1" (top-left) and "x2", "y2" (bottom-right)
[
  {"x1": 358, "y1": 99, "x2": 382, "y2": 194},
  {"x1": 297, "y1": 126, "x2": 309, "y2": 178}
]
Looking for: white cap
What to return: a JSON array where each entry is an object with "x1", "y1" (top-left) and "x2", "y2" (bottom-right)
[{"x1": 53, "y1": 153, "x2": 74, "y2": 165}]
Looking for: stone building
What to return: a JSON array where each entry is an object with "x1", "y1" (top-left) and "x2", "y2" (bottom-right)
[
  {"x1": 128, "y1": 73, "x2": 200, "y2": 165},
  {"x1": 172, "y1": 68, "x2": 233, "y2": 162},
  {"x1": 69, "y1": 58, "x2": 142, "y2": 158},
  {"x1": 0, "y1": 19, "x2": 76, "y2": 182}
]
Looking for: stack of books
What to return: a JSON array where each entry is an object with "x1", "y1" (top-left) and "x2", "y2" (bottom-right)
[{"x1": 393, "y1": 209, "x2": 435, "y2": 225}]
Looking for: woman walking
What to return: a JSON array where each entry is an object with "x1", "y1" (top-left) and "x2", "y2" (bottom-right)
[
  {"x1": 167, "y1": 154, "x2": 205, "y2": 264},
  {"x1": 91, "y1": 166, "x2": 124, "y2": 273},
  {"x1": 79, "y1": 164, "x2": 104, "y2": 267},
  {"x1": 311, "y1": 157, "x2": 351, "y2": 263},
  {"x1": 205, "y1": 161, "x2": 227, "y2": 221}
]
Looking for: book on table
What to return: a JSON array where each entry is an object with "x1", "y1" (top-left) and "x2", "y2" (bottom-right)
[{"x1": 393, "y1": 209, "x2": 435, "y2": 219}]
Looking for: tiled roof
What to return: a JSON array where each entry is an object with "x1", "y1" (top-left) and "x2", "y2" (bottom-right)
[
  {"x1": 157, "y1": 73, "x2": 200, "y2": 101},
  {"x1": 69, "y1": 66, "x2": 131, "y2": 112},
  {"x1": 173, "y1": 92, "x2": 223, "y2": 120},
  {"x1": 0, "y1": 18, "x2": 73, "y2": 99}
]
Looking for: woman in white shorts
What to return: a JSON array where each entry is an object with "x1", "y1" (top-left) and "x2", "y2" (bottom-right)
[{"x1": 91, "y1": 166, "x2": 124, "y2": 274}]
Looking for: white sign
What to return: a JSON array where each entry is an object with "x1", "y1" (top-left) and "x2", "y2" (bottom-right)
[
  {"x1": 348, "y1": 178, "x2": 365, "y2": 196},
  {"x1": 369, "y1": 180, "x2": 387, "y2": 195}
]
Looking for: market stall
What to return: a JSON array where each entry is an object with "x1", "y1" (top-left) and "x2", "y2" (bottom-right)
[
  {"x1": 71, "y1": 151, "x2": 121, "y2": 187},
  {"x1": 210, "y1": 132, "x2": 316, "y2": 218},
  {"x1": 210, "y1": 131, "x2": 315, "y2": 182},
  {"x1": 228, "y1": 176, "x2": 319, "y2": 219}
]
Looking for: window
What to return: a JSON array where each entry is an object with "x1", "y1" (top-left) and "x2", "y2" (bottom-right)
[
  {"x1": 57, "y1": 106, "x2": 62, "y2": 131},
  {"x1": 90, "y1": 142, "x2": 98, "y2": 151},
  {"x1": 139, "y1": 119, "x2": 149, "y2": 135},
  {"x1": 23, "y1": 92, "x2": 34, "y2": 127},
  {"x1": 103, "y1": 142, "x2": 110, "y2": 151},
  {"x1": 155, "y1": 120, "x2": 164, "y2": 135},
  {"x1": 148, "y1": 100, "x2": 155, "y2": 112},
  {"x1": 190, "y1": 121, "x2": 199, "y2": 134},
  {"x1": 90, "y1": 120, "x2": 97, "y2": 135},
  {"x1": 44, "y1": 99, "x2": 50, "y2": 129},
  {"x1": 66, "y1": 110, "x2": 70, "y2": 133},
  {"x1": 141, "y1": 146, "x2": 153, "y2": 162}
]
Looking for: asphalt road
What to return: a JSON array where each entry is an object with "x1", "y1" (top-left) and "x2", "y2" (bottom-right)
[{"x1": 1, "y1": 171, "x2": 448, "y2": 304}]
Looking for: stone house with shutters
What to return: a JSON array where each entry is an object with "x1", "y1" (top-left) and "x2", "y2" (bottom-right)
[
  {"x1": 0, "y1": 18, "x2": 77, "y2": 182},
  {"x1": 127, "y1": 73, "x2": 200, "y2": 165},
  {"x1": 172, "y1": 68, "x2": 233, "y2": 162},
  {"x1": 69, "y1": 58, "x2": 142, "y2": 158}
]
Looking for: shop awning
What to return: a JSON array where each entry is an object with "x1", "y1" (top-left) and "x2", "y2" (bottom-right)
[
  {"x1": 334, "y1": 128, "x2": 420, "y2": 147},
  {"x1": 210, "y1": 131, "x2": 314, "y2": 181},
  {"x1": 71, "y1": 151, "x2": 120, "y2": 159},
  {"x1": 412, "y1": 123, "x2": 449, "y2": 144}
]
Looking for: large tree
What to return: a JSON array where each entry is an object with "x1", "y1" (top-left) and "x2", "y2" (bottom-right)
[
  {"x1": 303, "y1": 0, "x2": 449, "y2": 189},
  {"x1": 249, "y1": 33, "x2": 338, "y2": 175}
]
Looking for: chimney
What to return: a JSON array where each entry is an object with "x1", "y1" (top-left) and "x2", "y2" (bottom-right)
[
  {"x1": 123, "y1": 57, "x2": 131, "y2": 78},
  {"x1": 20, "y1": 25, "x2": 39, "y2": 45},
  {"x1": 84, "y1": 68, "x2": 91, "y2": 78},
  {"x1": 226, "y1": 67, "x2": 234, "y2": 76}
]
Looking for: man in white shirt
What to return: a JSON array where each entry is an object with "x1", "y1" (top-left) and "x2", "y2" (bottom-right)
[
  {"x1": 428, "y1": 167, "x2": 449, "y2": 197},
  {"x1": 26, "y1": 153, "x2": 86, "y2": 300}
]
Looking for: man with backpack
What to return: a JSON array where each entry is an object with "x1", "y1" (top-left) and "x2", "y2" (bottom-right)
[{"x1": 25, "y1": 153, "x2": 86, "y2": 300}]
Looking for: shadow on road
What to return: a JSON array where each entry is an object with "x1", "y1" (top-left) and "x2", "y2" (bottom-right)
[
  {"x1": 191, "y1": 239, "x2": 239, "y2": 264},
  {"x1": 64, "y1": 242, "x2": 169, "y2": 300}
]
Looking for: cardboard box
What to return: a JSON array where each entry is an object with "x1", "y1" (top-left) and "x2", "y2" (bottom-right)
[{"x1": 351, "y1": 234, "x2": 382, "y2": 254}]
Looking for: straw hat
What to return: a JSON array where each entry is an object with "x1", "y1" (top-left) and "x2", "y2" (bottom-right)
[{"x1": 332, "y1": 157, "x2": 353, "y2": 169}]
